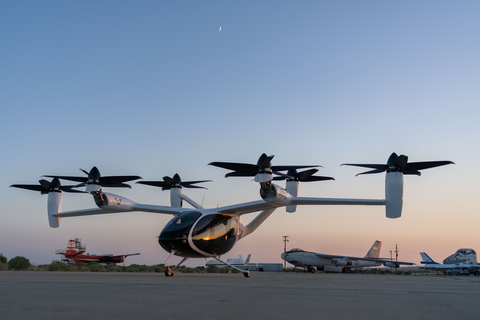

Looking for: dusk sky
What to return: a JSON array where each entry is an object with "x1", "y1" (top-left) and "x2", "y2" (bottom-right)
[{"x1": 1, "y1": 1, "x2": 479, "y2": 267}]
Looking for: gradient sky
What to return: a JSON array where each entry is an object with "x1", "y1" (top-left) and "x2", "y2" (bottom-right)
[{"x1": 1, "y1": 1, "x2": 479, "y2": 267}]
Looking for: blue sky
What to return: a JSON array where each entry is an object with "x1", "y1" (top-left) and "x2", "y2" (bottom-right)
[{"x1": 1, "y1": 1, "x2": 479, "y2": 266}]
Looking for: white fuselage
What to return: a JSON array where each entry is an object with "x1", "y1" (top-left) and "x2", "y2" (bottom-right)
[{"x1": 282, "y1": 251, "x2": 382, "y2": 270}]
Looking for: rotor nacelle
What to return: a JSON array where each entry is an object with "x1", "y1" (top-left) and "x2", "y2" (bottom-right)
[
  {"x1": 260, "y1": 182, "x2": 292, "y2": 206},
  {"x1": 92, "y1": 191, "x2": 137, "y2": 211},
  {"x1": 385, "y1": 172, "x2": 403, "y2": 218},
  {"x1": 47, "y1": 192, "x2": 62, "y2": 228}
]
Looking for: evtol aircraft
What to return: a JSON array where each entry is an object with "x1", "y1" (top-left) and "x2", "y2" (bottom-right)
[
  {"x1": 10, "y1": 152, "x2": 453, "y2": 277},
  {"x1": 57, "y1": 239, "x2": 140, "y2": 265},
  {"x1": 281, "y1": 240, "x2": 414, "y2": 273}
]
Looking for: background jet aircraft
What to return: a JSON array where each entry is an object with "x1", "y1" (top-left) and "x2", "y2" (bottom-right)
[
  {"x1": 57, "y1": 239, "x2": 140, "y2": 265},
  {"x1": 281, "y1": 240, "x2": 414, "y2": 273},
  {"x1": 420, "y1": 251, "x2": 477, "y2": 271},
  {"x1": 443, "y1": 248, "x2": 477, "y2": 264}
]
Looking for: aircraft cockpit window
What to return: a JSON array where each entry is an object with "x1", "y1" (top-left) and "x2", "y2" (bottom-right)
[
  {"x1": 168, "y1": 211, "x2": 202, "y2": 226},
  {"x1": 290, "y1": 248, "x2": 304, "y2": 252}
]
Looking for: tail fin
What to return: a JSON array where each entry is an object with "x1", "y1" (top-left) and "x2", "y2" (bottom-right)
[
  {"x1": 66, "y1": 240, "x2": 78, "y2": 255},
  {"x1": 365, "y1": 241, "x2": 382, "y2": 258},
  {"x1": 420, "y1": 252, "x2": 438, "y2": 264},
  {"x1": 245, "y1": 254, "x2": 251, "y2": 264}
]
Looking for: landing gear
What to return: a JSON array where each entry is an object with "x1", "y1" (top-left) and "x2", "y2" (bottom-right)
[
  {"x1": 212, "y1": 256, "x2": 251, "y2": 278},
  {"x1": 164, "y1": 266, "x2": 175, "y2": 277},
  {"x1": 308, "y1": 267, "x2": 316, "y2": 273},
  {"x1": 162, "y1": 250, "x2": 188, "y2": 277}
]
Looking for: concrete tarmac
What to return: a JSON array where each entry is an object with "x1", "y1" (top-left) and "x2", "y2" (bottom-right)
[{"x1": 1, "y1": 271, "x2": 479, "y2": 320}]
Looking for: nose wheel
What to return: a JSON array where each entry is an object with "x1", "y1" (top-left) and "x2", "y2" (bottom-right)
[
  {"x1": 243, "y1": 270, "x2": 251, "y2": 277},
  {"x1": 162, "y1": 250, "x2": 188, "y2": 277},
  {"x1": 164, "y1": 266, "x2": 175, "y2": 277}
]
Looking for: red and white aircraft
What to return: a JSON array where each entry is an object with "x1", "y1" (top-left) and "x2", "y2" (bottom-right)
[
  {"x1": 57, "y1": 239, "x2": 140, "y2": 265},
  {"x1": 11, "y1": 152, "x2": 453, "y2": 277}
]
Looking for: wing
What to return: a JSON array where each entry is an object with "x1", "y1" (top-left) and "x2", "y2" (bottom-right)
[
  {"x1": 290, "y1": 197, "x2": 385, "y2": 206},
  {"x1": 53, "y1": 204, "x2": 190, "y2": 218},
  {"x1": 366, "y1": 258, "x2": 415, "y2": 265},
  {"x1": 314, "y1": 253, "x2": 351, "y2": 260},
  {"x1": 215, "y1": 200, "x2": 279, "y2": 215},
  {"x1": 107, "y1": 253, "x2": 141, "y2": 258}
]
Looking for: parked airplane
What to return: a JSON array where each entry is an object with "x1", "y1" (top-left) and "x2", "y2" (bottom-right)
[
  {"x1": 281, "y1": 240, "x2": 414, "y2": 273},
  {"x1": 420, "y1": 251, "x2": 477, "y2": 271},
  {"x1": 11, "y1": 152, "x2": 453, "y2": 277},
  {"x1": 205, "y1": 254, "x2": 252, "y2": 268},
  {"x1": 56, "y1": 239, "x2": 140, "y2": 265},
  {"x1": 443, "y1": 248, "x2": 477, "y2": 264}
]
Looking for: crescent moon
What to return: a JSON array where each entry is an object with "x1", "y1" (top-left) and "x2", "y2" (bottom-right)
[{"x1": 219, "y1": 26, "x2": 222, "y2": 31}]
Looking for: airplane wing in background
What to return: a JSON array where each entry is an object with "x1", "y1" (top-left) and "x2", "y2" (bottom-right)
[{"x1": 314, "y1": 253, "x2": 414, "y2": 265}]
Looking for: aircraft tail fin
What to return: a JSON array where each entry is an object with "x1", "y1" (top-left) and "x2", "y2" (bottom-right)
[
  {"x1": 66, "y1": 239, "x2": 78, "y2": 255},
  {"x1": 245, "y1": 254, "x2": 251, "y2": 264},
  {"x1": 420, "y1": 252, "x2": 439, "y2": 264},
  {"x1": 365, "y1": 240, "x2": 382, "y2": 258}
]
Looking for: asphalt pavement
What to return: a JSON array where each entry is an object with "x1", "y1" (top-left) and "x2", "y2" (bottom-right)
[{"x1": 1, "y1": 271, "x2": 479, "y2": 320}]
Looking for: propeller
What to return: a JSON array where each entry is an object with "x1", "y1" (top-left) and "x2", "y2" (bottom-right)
[
  {"x1": 273, "y1": 168, "x2": 335, "y2": 182},
  {"x1": 43, "y1": 166, "x2": 142, "y2": 188},
  {"x1": 137, "y1": 173, "x2": 211, "y2": 191},
  {"x1": 342, "y1": 152, "x2": 455, "y2": 176},
  {"x1": 10, "y1": 177, "x2": 86, "y2": 194},
  {"x1": 209, "y1": 153, "x2": 319, "y2": 179}
]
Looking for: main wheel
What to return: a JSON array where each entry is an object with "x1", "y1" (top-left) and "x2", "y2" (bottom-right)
[
  {"x1": 308, "y1": 267, "x2": 316, "y2": 273},
  {"x1": 164, "y1": 266, "x2": 173, "y2": 277},
  {"x1": 243, "y1": 270, "x2": 251, "y2": 278}
]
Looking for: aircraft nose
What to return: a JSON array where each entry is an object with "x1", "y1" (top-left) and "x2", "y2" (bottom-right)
[{"x1": 281, "y1": 253, "x2": 286, "y2": 260}]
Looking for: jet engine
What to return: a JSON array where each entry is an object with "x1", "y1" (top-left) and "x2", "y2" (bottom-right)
[
  {"x1": 384, "y1": 261, "x2": 399, "y2": 268},
  {"x1": 331, "y1": 259, "x2": 349, "y2": 266}
]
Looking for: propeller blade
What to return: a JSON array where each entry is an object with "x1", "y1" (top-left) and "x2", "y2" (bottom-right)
[
  {"x1": 355, "y1": 168, "x2": 389, "y2": 176},
  {"x1": 80, "y1": 168, "x2": 92, "y2": 178},
  {"x1": 39, "y1": 179, "x2": 54, "y2": 190},
  {"x1": 272, "y1": 165, "x2": 319, "y2": 171},
  {"x1": 182, "y1": 180, "x2": 212, "y2": 188},
  {"x1": 225, "y1": 171, "x2": 257, "y2": 178},
  {"x1": 394, "y1": 155, "x2": 408, "y2": 170},
  {"x1": 100, "y1": 175, "x2": 142, "y2": 184},
  {"x1": 181, "y1": 184, "x2": 208, "y2": 189},
  {"x1": 162, "y1": 176, "x2": 176, "y2": 186},
  {"x1": 341, "y1": 164, "x2": 389, "y2": 170},
  {"x1": 301, "y1": 176, "x2": 335, "y2": 182},
  {"x1": 10, "y1": 184, "x2": 45, "y2": 192},
  {"x1": 42, "y1": 175, "x2": 88, "y2": 183},
  {"x1": 404, "y1": 161, "x2": 455, "y2": 173},
  {"x1": 257, "y1": 154, "x2": 274, "y2": 170},
  {"x1": 209, "y1": 162, "x2": 259, "y2": 175},
  {"x1": 296, "y1": 169, "x2": 319, "y2": 181}
]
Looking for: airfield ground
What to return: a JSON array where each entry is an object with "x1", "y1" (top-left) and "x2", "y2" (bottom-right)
[{"x1": 1, "y1": 271, "x2": 479, "y2": 320}]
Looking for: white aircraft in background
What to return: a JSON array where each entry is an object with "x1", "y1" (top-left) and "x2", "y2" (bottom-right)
[
  {"x1": 10, "y1": 152, "x2": 452, "y2": 277},
  {"x1": 205, "y1": 254, "x2": 252, "y2": 268},
  {"x1": 420, "y1": 252, "x2": 477, "y2": 271},
  {"x1": 281, "y1": 240, "x2": 415, "y2": 273}
]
